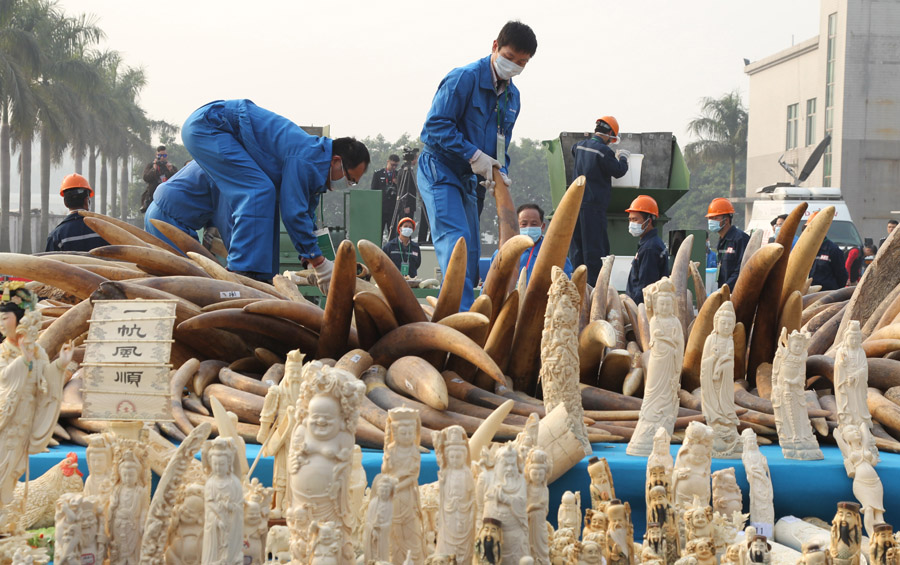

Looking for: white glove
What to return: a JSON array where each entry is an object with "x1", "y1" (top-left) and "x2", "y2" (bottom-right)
[
  {"x1": 499, "y1": 171, "x2": 511, "y2": 187},
  {"x1": 313, "y1": 258, "x2": 334, "y2": 294},
  {"x1": 617, "y1": 149, "x2": 631, "y2": 160},
  {"x1": 469, "y1": 150, "x2": 501, "y2": 180}
]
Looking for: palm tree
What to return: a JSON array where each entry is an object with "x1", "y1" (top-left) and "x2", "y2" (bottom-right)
[
  {"x1": 0, "y1": 0, "x2": 39, "y2": 251},
  {"x1": 685, "y1": 90, "x2": 748, "y2": 199}
]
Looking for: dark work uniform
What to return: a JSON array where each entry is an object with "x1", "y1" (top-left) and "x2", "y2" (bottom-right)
[
  {"x1": 626, "y1": 228, "x2": 669, "y2": 305},
  {"x1": 371, "y1": 166, "x2": 398, "y2": 237},
  {"x1": 569, "y1": 135, "x2": 628, "y2": 283},
  {"x1": 716, "y1": 224, "x2": 750, "y2": 290},
  {"x1": 382, "y1": 237, "x2": 421, "y2": 278},
  {"x1": 45, "y1": 212, "x2": 109, "y2": 252},
  {"x1": 810, "y1": 237, "x2": 848, "y2": 291}
]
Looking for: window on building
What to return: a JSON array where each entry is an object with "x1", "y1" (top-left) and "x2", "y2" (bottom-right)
[
  {"x1": 824, "y1": 12, "x2": 837, "y2": 186},
  {"x1": 786, "y1": 103, "x2": 799, "y2": 150},
  {"x1": 806, "y1": 98, "x2": 817, "y2": 146}
]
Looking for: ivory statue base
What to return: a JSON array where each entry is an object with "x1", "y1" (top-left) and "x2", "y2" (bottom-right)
[
  {"x1": 537, "y1": 404, "x2": 591, "y2": 483},
  {"x1": 779, "y1": 443, "x2": 824, "y2": 461}
]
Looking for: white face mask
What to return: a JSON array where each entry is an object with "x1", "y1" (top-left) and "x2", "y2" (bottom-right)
[
  {"x1": 493, "y1": 54, "x2": 523, "y2": 80},
  {"x1": 330, "y1": 158, "x2": 349, "y2": 190},
  {"x1": 628, "y1": 222, "x2": 644, "y2": 237},
  {"x1": 400, "y1": 227, "x2": 413, "y2": 238}
]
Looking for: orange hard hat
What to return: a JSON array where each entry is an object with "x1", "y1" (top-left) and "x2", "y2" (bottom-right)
[
  {"x1": 60, "y1": 173, "x2": 93, "y2": 197},
  {"x1": 705, "y1": 197, "x2": 735, "y2": 218},
  {"x1": 806, "y1": 211, "x2": 819, "y2": 224},
  {"x1": 596, "y1": 116, "x2": 620, "y2": 138},
  {"x1": 397, "y1": 217, "x2": 416, "y2": 230},
  {"x1": 625, "y1": 195, "x2": 659, "y2": 217}
]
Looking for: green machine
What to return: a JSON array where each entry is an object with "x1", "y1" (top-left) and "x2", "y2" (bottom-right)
[
  {"x1": 278, "y1": 189, "x2": 383, "y2": 272},
  {"x1": 543, "y1": 132, "x2": 706, "y2": 271}
]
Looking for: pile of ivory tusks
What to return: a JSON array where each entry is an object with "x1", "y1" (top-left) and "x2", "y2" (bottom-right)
[{"x1": 7, "y1": 182, "x2": 900, "y2": 453}]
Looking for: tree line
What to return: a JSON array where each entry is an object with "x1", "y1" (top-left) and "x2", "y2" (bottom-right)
[{"x1": 0, "y1": 0, "x2": 176, "y2": 254}]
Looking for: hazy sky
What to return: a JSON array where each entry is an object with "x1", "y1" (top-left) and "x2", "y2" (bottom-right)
[{"x1": 23, "y1": 0, "x2": 822, "y2": 213}]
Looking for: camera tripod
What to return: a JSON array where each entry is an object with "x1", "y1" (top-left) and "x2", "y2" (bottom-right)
[{"x1": 388, "y1": 160, "x2": 431, "y2": 244}]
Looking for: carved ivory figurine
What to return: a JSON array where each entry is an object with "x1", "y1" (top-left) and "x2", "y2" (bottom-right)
[
  {"x1": 0, "y1": 284, "x2": 73, "y2": 530},
  {"x1": 308, "y1": 521, "x2": 342, "y2": 565},
  {"x1": 432, "y1": 425, "x2": 475, "y2": 564},
  {"x1": 740, "y1": 429, "x2": 774, "y2": 538},
  {"x1": 557, "y1": 491, "x2": 582, "y2": 537},
  {"x1": 606, "y1": 499, "x2": 634, "y2": 565},
  {"x1": 524, "y1": 449, "x2": 550, "y2": 565},
  {"x1": 80, "y1": 496, "x2": 106, "y2": 565},
  {"x1": 383, "y1": 408, "x2": 426, "y2": 565},
  {"x1": 700, "y1": 301, "x2": 741, "y2": 457},
  {"x1": 165, "y1": 484, "x2": 204, "y2": 565},
  {"x1": 834, "y1": 422, "x2": 885, "y2": 538},
  {"x1": 257, "y1": 349, "x2": 304, "y2": 519},
  {"x1": 772, "y1": 329, "x2": 823, "y2": 460},
  {"x1": 108, "y1": 448, "x2": 149, "y2": 565},
  {"x1": 647, "y1": 484, "x2": 680, "y2": 564},
  {"x1": 628, "y1": 278, "x2": 684, "y2": 456},
  {"x1": 474, "y1": 517, "x2": 503, "y2": 565},
  {"x1": 201, "y1": 437, "x2": 243, "y2": 565},
  {"x1": 587, "y1": 457, "x2": 614, "y2": 512},
  {"x1": 483, "y1": 443, "x2": 529, "y2": 565},
  {"x1": 672, "y1": 422, "x2": 714, "y2": 515},
  {"x1": 540, "y1": 266, "x2": 592, "y2": 455},
  {"x1": 647, "y1": 428, "x2": 674, "y2": 482},
  {"x1": 583, "y1": 510, "x2": 607, "y2": 545},
  {"x1": 834, "y1": 322, "x2": 877, "y2": 452},
  {"x1": 748, "y1": 536, "x2": 771, "y2": 565},
  {"x1": 287, "y1": 361, "x2": 366, "y2": 565},
  {"x1": 84, "y1": 433, "x2": 115, "y2": 500},
  {"x1": 712, "y1": 468, "x2": 743, "y2": 520},
  {"x1": 642, "y1": 522, "x2": 666, "y2": 565},
  {"x1": 54, "y1": 493, "x2": 82, "y2": 565},
  {"x1": 797, "y1": 543, "x2": 831, "y2": 565},
  {"x1": 364, "y1": 474, "x2": 396, "y2": 564},
  {"x1": 869, "y1": 523, "x2": 896, "y2": 565},
  {"x1": 830, "y1": 502, "x2": 863, "y2": 565}
]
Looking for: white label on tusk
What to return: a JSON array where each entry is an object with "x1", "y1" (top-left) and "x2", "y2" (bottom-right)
[{"x1": 220, "y1": 291, "x2": 241, "y2": 298}]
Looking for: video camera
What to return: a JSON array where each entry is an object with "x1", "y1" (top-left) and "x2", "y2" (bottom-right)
[{"x1": 402, "y1": 146, "x2": 419, "y2": 164}]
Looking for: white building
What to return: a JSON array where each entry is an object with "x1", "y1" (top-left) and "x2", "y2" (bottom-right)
[{"x1": 744, "y1": 0, "x2": 900, "y2": 241}]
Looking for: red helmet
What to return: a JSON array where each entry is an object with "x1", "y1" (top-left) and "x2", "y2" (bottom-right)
[
  {"x1": 706, "y1": 197, "x2": 735, "y2": 218},
  {"x1": 60, "y1": 173, "x2": 93, "y2": 197},
  {"x1": 625, "y1": 195, "x2": 659, "y2": 217}
]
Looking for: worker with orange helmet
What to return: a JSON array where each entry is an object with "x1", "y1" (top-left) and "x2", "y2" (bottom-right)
[
  {"x1": 624, "y1": 195, "x2": 669, "y2": 304},
  {"x1": 706, "y1": 197, "x2": 749, "y2": 290},
  {"x1": 381, "y1": 216, "x2": 421, "y2": 278},
  {"x1": 45, "y1": 173, "x2": 109, "y2": 252},
  {"x1": 806, "y1": 211, "x2": 848, "y2": 290},
  {"x1": 569, "y1": 116, "x2": 630, "y2": 283}
]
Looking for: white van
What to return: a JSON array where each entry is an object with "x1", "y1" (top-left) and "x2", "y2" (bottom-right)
[{"x1": 745, "y1": 186, "x2": 863, "y2": 252}]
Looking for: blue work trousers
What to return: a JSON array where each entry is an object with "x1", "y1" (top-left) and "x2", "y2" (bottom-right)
[
  {"x1": 181, "y1": 105, "x2": 280, "y2": 276},
  {"x1": 570, "y1": 199, "x2": 610, "y2": 284},
  {"x1": 144, "y1": 201, "x2": 234, "y2": 257},
  {"x1": 417, "y1": 151, "x2": 480, "y2": 310}
]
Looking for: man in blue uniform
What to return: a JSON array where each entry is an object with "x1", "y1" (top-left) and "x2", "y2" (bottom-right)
[
  {"x1": 491, "y1": 203, "x2": 573, "y2": 284},
  {"x1": 418, "y1": 21, "x2": 538, "y2": 310},
  {"x1": 45, "y1": 174, "x2": 108, "y2": 252},
  {"x1": 570, "y1": 116, "x2": 630, "y2": 284},
  {"x1": 807, "y1": 212, "x2": 848, "y2": 291},
  {"x1": 706, "y1": 197, "x2": 749, "y2": 291},
  {"x1": 144, "y1": 160, "x2": 222, "y2": 248},
  {"x1": 174, "y1": 99, "x2": 369, "y2": 291},
  {"x1": 624, "y1": 195, "x2": 668, "y2": 305}
]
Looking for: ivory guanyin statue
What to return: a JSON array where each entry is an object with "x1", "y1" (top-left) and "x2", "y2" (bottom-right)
[
  {"x1": 700, "y1": 301, "x2": 741, "y2": 458},
  {"x1": 383, "y1": 407, "x2": 427, "y2": 565},
  {"x1": 834, "y1": 422, "x2": 885, "y2": 538},
  {"x1": 108, "y1": 448, "x2": 149, "y2": 565},
  {"x1": 740, "y1": 429, "x2": 774, "y2": 538},
  {"x1": 84, "y1": 433, "x2": 115, "y2": 501},
  {"x1": 483, "y1": 443, "x2": 529, "y2": 565},
  {"x1": 363, "y1": 474, "x2": 396, "y2": 564},
  {"x1": 287, "y1": 360, "x2": 366, "y2": 564},
  {"x1": 525, "y1": 449, "x2": 551, "y2": 565},
  {"x1": 834, "y1": 322, "x2": 877, "y2": 453},
  {"x1": 540, "y1": 266, "x2": 592, "y2": 455},
  {"x1": 772, "y1": 329, "x2": 822, "y2": 460},
  {"x1": 0, "y1": 284, "x2": 74, "y2": 531},
  {"x1": 433, "y1": 425, "x2": 475, "y2": 564},
  {"x1": 201, "y1": 437, "x2": 244, "y2": 565},
  {"x1": 628, "y1": 278, "x2": 684, "y2": 456}
]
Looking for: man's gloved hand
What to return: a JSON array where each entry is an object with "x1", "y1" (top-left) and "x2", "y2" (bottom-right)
[
  {"x1": 499, "y1": 171, "x2": 511, "y2": 188},
  {"x1": 313, "y1": 258, "x2": 334, "y2": 294},
  {"x1": 617, "y1": 149, "x2": 631, "y2": 161},
  {"x1": 469, "y1": 150, "x2": 501, "y2": 180}
]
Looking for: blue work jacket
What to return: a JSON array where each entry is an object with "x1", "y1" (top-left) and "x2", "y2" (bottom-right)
[
  {"x1": 213, "y1": 99, "x2": 332, "y2": 259},
  {"x1": 809, "y1": 238, "x2": 848, "y2": 291},
  {"x1": 626, "y1": 228, "x2": 669, "y2": 305},
  {"x1": 572, "y1": 136, "x2": 628, "y2": 204},
  {"x1": 45, "y1": 212, "x2": 108, "y2": 252},
  {"x1": 420, "y1": 55, "x2": 519, "y2": 178},
  {"x1": 716, "y1": 224, "x2": 750, "y2": 290}
]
